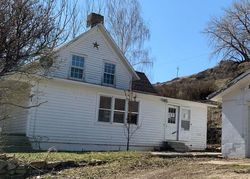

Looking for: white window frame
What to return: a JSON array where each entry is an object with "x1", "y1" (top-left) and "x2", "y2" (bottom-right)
[
  {"x1": 69, "y1": 54, "x2": 85, "y2": 81},
  {"x1": 180, "y1": 108, "x2": 191, "y2": 131},
  {"x1": 98, "y1": 95, "x2": 113, "y2": 123},
  {"x1": 102, "y1": 61, "x2": 116, "y2": 86},
  {"x1": 168, "y1": 107, "x2": 177, "y2": 124},
  {"x1": 113, "y1": 98, "x2": 127, "y2": 124},
  {"x1": 127, "y1": 101, "x2": 140, "y2": 125}
]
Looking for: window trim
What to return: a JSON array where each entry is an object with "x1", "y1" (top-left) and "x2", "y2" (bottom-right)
[
  {"x1": 127, "y1": 101, "x2": 140, "y2": 125},
  {"x1": 98, "y1": 95, "x2": 113, "y2": 123},
  {"x1": 113, "y1": 98, "x2": 126, "y2": 124},
  {"x1": 180, "y1": 107, "x2": 191, "y2": 131},
  {"x1": 69, "y1": 54, "x2": 85, "y2": 81},
  {"x1": 102, "y1": 61, "x2": 116, "y2": 87},
  {"x1": 168, "y1": 106, "x2": 178, "y2": 124}
]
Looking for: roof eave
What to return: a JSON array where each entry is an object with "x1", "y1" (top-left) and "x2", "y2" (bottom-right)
[{"x1": 97, "y1": 24, "x2": 140, "y2": 80}]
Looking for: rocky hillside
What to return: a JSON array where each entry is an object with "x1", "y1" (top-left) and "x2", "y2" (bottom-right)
[
  {"x1": 155, "y1": 60, "x2": 250, "y2": 131},
  {"x1": 155, "y1": 60, "x2": 250, "y2": 101}
]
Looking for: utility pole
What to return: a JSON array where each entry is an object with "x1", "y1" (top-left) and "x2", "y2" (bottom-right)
[{"x1": 176, "y1": 66, "x2": 179, "y2": 78}]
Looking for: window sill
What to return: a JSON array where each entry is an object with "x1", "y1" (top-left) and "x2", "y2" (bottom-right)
[
  {"x1": 95, "y1": 121, "x2": 127, "y2": 127},
  {"x1": 94, "y1": 121, "x2": 138, "y2": 127},
  {"x1": 102, "y1": 83, "x2": 116, "y2": 88},
  {"x1": 68, "y1": 77, "x2": 85, "y2": 82}
]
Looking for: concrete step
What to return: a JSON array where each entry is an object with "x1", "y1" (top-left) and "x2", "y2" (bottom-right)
[{"x1": 160, "y1": 141, "x2": 190, "y2": 152}]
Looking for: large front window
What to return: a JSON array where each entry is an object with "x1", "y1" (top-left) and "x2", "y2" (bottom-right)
[
  {"x1": 70, "y1": 55, "x2": 84, "y2": 80},
  {"x1": 98, "y1": 96, "x2": 139, "y2": 125},
  {"x1": 103, "y1": 63, "x2": 115, "y2": 85}
]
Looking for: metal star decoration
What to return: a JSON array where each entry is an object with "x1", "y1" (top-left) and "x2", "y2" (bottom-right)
[{"x1": 93, "y1": 41, "x2": 99, "y2": 49}]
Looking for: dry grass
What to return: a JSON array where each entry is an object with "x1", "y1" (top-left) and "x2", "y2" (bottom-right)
[
  {"x1": 10, "y1": 151, "x2": 250, "y2": 179},
  {"x1": 12, "y1": 151, "x2": 144, "y2": 163}
]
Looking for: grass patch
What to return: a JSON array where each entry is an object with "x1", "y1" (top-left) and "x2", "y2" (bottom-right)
[
  {"x1": 9, "y1": 151, "x2": 187, "y2": 178},
  {"x1": 40, "y1": 152, "x2": 181, "y2": 179},
  {"x1": 11, "y1": 151, "x2": 145, "y2": 163}
]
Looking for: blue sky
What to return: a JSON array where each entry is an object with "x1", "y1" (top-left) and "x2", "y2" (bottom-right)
[{"x1": 139, "y1": 0, "x2": 236, "y2": 83}]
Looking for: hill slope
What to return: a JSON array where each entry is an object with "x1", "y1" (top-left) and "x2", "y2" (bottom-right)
[{"x1": 155, "y1": 60, "x2": 250, "y2": 101}]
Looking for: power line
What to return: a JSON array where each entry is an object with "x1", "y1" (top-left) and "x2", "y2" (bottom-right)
[{"x1": 158, "y1": 52, "x2": 210, "y2": 66}]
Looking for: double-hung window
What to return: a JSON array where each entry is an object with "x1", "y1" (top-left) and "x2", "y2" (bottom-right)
[
  {"x1": 103, "y1": 63, "x2": 115, "y2": 86},
  {"x1": 70, "y1": 55, "x2": 84, "y2": 80},
  {"x1": 98, "y1": 96, "x2": 139, "y2": 125},
  {"x1": 98, "y1": 96, "x2": 112, "y2": 122},
  {"x1": 113, "y1": 98, "x2": 126, "y2": 123},
  {"x1": 128, "y1": 101, "x2": 139, "y2": 125}
]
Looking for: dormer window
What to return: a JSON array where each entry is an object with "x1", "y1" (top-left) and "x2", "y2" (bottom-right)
[
  {"x1": 103, "y1": 62, "x2": 115, "y2": 86},
  {"x1": 70, "y1": 55, "x2": 85, "y2": 80}
]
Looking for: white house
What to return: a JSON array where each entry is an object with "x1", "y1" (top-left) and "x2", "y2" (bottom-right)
[
  {"x1": 2, "y1": 14, "x2": 210, "y2": 152},
  {"x1": 210, "y1": 70, "x2": 250, "y2": 158}
]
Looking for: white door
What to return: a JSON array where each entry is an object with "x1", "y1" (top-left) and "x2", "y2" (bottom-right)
[
  {"x1": 165, "y1": 106, "x2": 179, "y2": 140},
  {"x1": 179, "y1": 108, "x2": 191, "y2": 141}
]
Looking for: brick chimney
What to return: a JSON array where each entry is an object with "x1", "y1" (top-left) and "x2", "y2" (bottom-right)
[{"x1": 87, "y1": 13, "x2": 104, "y2": 28}]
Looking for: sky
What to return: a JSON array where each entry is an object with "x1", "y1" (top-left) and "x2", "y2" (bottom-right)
[{"x1": 139, "y1": 0, "x2": 236, "y2": 83}]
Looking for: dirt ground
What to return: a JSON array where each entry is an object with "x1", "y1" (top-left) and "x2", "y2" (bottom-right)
[
  {"x1": 122, "y1": 159, "x2": 250, "y2": 179},
  {"x1": 40, "y1": 158, "x2": 250, "y2": 179}
]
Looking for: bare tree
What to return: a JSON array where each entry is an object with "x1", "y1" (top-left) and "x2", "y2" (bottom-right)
[
  {"x1": 83, "y1": 0, "x2": 153, "y2": 71},
  {"x1": 0, "y1": 0, "x2": 79, "y2": 133},
  {"x1": 124, "y1": 88, "x2": 141, "y2": 151},
  {"x1": 106, "y1": 0, "x2": 152, "y2": 71},
  {"x1": 204, "y1": 0, "x2": 250, "y2": 62},
  {"x1": 0, "y1": 0, "x2": 79, "y2": 79}
]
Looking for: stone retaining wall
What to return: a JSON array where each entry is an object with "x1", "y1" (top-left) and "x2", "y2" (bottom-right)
[{"x1": 0, "y1": 154, "x2": 106, "y2": 179}]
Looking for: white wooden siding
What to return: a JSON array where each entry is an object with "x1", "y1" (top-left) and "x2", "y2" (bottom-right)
[
  {"x1": 26, "y1": 79, "x2": 208, "y2": 151},
  {"x1": 49, "y1": 28, "x2": 132, "y2": 90},
  {"x1": 0, "y1": 82, "x2": 30, "y2": 134},
  {"x1": 220, "y1": 87, "x2": 249, "y2": 157}
]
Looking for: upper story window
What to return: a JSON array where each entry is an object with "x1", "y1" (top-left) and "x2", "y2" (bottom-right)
[
  {"x1": 70, "y1": 55, "x2": 84, "y2": 80},
  {"x1": 103, "y1": 62, "x2": 115, "y2": 86}
]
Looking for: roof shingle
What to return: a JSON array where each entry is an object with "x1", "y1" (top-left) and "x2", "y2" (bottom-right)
[{"x1": 132, "y1": 71, "x2": 158, "y2": 95}]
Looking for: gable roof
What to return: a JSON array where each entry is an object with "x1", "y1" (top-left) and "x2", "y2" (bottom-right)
[
  {"x1": 56, "y1": 24, "x2": 140, "y2": 80},
  {"x1": 208, "y1": 70, "x2": 250, "y2": 101},
  {"x1": 132, "y1": 71, "x2": 158, "y2": 95}
]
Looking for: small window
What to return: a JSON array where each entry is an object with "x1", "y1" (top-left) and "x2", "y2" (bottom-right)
[
  {"x1": 103, "y1": 63, "x2": 115, "y2": 85},
  {"x1": 181, "y1": 109, "x2": 191, "y2": 131},
  {"x1": 113, "y1": 98, "x2": 126, "y2": 123},
  {"x1": 70, "y1": 55, "x2": 85, "y2": 80},
  {"x1": 98, "y1": 96, "x2": 112, "y2": 122},
  {"x1": 168, "y1": 107, "x2": 176, "y2": 124},
  {"x1": 128, "y1": 101, "x2": 139, "y2": 125}
]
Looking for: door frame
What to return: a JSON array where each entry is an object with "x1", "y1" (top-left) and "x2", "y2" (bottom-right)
[
  {"x1": 178, "y1": 107, "x2": 191, "y2": 141},
  {"x1": 165, "y1": 105, "x2": 180, "y2": 141}
]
